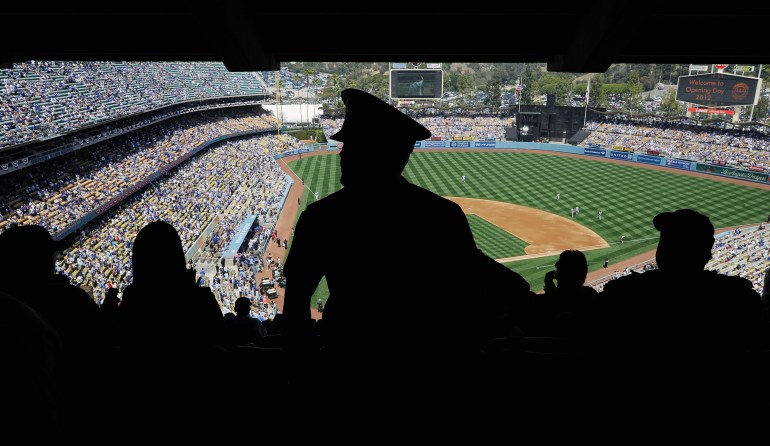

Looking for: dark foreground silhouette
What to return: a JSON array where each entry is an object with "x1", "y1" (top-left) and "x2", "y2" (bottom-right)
[{"x1": 282, "y1": 89, "x2": 534, "y2": 389}]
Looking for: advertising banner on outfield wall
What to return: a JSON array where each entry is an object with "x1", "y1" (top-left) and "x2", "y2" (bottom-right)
[
  {"x1": 424, "y1": 141, "x2": 446, "y2": 148},
  {"x1": 696, "y1": 163, "x2": 770, "y2": 183},
  {"x1": 450, "y1": 141, "x2": 472, "y2": 148},
  {"x1": 414, "y1": 142, "x2": 422, "y2": 148},
  {"x1": 584, "y1": 147, "x2": 606, "y2": 157},
  {"x1": 636, "y1": 154, "x2": 663, "y2": 165},
  {"x1": 475, "y1": 141, "x2": 496, "y2": 148},
  {"x1": 610, "y1": 150, "x2": 633, "y2": 160},
  {"x1": 666, "y1": 159, "x2": 692, "y2": 170}
]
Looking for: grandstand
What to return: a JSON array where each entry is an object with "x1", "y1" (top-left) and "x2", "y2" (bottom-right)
[
  {"x1": 55, "y1": 133, "x2": 300, "y2": 310},
  {"x1": 707, "y1": 225, "x2": 769, "y2": 293},
  {"x1": 321, "y1": 116, "x2": 513, "y2": 142},
  {"x1": 0, "y1": 61, "x2": 268, "y2": 149},
  {"x1": 583, "y1": 118, "x2": 770, "y2": 171},
  {"x1": 0, "y1": 110, "x2": 278, "y2": 235},
  {"x1": 0, "y1": 64, "x2": 303, "y2": 315}
]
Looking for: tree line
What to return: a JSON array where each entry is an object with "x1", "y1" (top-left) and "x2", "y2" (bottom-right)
[{"x1": 283, "y1": 62, "x2": 770, "y2": 121}]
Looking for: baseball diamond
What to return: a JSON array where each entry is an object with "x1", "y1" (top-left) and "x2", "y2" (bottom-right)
[{"x1": 280, "y1": 148, "x2": 770, "y2": 313}]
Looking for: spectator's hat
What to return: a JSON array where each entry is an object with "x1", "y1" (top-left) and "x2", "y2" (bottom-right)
[
  {"x1": 653, "y1": 208, "x2": 714, "y2": 243},
  {"x1": 330, "y1": 88, "x2": 431, "y2": 143}
]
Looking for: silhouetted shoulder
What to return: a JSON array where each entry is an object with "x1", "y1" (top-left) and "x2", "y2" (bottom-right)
[
  {"x1": 701, "y1": 270, "x2": 762, "y2": 303},
  {"x1": 299, "y1": 187, "x2": 351, "y2": 218},
  {"x1": 704, "y1": 270, "x2": 756, "y2": 288},
  {"x1": 601, "y1": 270, "x2": 650, "y2": 294},
  {"x1": 404, "y1": 182, "x2": 461, "y2": 208},
  {"x1": 405, "y1": 181, "x2": 456, "y2": 202},
  {"x1": 607, "y1": 269, "x2": 758, "y2": 297}
]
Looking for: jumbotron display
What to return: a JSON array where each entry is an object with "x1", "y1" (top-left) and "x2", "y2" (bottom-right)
[
  {"x1": 389, "y1": 69, "x2": 443, "y2": 99},
  {"x1": 676, "y1": 72, "x2": 761, "y2": 107}
]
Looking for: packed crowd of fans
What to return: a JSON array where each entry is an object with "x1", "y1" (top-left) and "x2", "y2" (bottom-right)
[
  {"x1": 0, "y1": 110, "x2": 278, "y2": 234},
  {"x1": 417, "y1": 116, "x2": 511, "y2": 140},
  {"x1": 0, "y1": 61, "x2": 267, "y2": 148},
  {"x1": 707, "y1": 224, "x2": 769, "y2": 293},
  {"x1": 321, "y1": 115, "x2": 512, "y2": 141},
  {"x1": 583, "y1": 117, "x2": 770, "y2": 170},
  {"x1": 54, "y1": 133, "x2": 296, "y2": 307}
]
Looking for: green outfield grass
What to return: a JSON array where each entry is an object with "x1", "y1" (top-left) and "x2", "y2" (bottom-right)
[{"x1": 288, "y1": 150, "x2": 769, "y2": 296}]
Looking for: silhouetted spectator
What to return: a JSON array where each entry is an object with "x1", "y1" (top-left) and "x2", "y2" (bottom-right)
[
  {"x1": 596, "y1": 209, "x2": 764, "y2": 359},
  {"x1": 100, "y1": 287, "x2": 121, "y2": 343},
  {"x1": 102, "y1": 287, "x2": 121, "y2": 312},
  {"x1": 117, "y1": 220, "x2": 223, "y2": 348},
  {"x1": 223, "y1": 297, "x2": 267, "y2": 348},
  {"x1": 107, "y1": 221, "x2": 226, "y2": 433},
  {"x1": 0, "y1": 224, "x2": 101, "y2": 436},
  {"x1": 283, "y1": 89, "x2": 532, "y2": 382},
  {"x1": 533, "y1": 250, "x2": 598, "y2": 338},
  {"x1": 0, "y1": 225, "x2": 100, "y2": 353}
]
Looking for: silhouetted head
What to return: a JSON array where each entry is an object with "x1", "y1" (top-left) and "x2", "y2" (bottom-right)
[
  {"x1": 131, "y1": 221, "x2": 187, "y2": 287},
  {"x1": 555, "y1": 250, "x2": 588, "y2": 288},
  {"x1": 653, "y1": 208, "x2": 715, "y2": 272},
  {"x1": 0, "y1": 225, "x2": 70, "y2": 286},
  {"x1": 234, "y1": 297, "x2": 252, "y2": 316},
  {"x1": 331, "y1": 88, "x2": 431, "y2": 187}
]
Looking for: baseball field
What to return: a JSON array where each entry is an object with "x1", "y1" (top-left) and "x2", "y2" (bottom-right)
[{"x1": 286, "y1": 150, "x2": 770, "y2": 303}]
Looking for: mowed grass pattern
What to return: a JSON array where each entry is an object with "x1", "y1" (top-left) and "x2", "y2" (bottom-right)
[
  {"x1": 289, "y1": 151, "x2": 769, "y2": 293},
  {"x1": 466, "y1": 214, "x2": 527, "y2": 259}
]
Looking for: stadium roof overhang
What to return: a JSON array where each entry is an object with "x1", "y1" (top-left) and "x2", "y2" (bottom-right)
[{"x1": 3, "y1": 3, "x2": 770, "y2": 73}]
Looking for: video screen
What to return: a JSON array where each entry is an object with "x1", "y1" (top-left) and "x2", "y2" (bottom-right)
[
  {"x1": 390, "y1": 69, "x2": 443, "y2": 99},
  {"x1": 676, "y1": 72, "x2": 760, "y2": 107}
]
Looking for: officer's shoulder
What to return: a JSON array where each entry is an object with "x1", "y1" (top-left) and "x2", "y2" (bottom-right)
[
  {"x1": 305, "y1": 189, "x2": 346, "y2": 210},
  {"x1": 409, "y1": 183, "x2": 461, "y2": 208}
]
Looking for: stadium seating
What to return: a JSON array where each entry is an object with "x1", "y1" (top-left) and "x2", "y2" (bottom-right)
[
  {"x1": 583, "y1": 118, "x2": 770, "y2": 171},
  {"x1": 0, "y1": 61, "x2": 268, "y2": 149}
]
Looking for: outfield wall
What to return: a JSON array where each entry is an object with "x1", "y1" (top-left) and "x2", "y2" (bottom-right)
[
  {"x1": 317, "y1": 140, "x2": 770, "y2": 184},
  {"x1": 383, "y1": 140, "x2": 770, "y2": 185}
]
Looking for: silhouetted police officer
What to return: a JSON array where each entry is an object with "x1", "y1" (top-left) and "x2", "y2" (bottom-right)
[{"x1": 283, "y1": 89, "x2": 531, "y2": 373}]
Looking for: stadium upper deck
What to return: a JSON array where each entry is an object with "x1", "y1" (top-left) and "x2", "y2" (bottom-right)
[{"x1": 0, "y1": 61, "x2": 268, "y2": 149}]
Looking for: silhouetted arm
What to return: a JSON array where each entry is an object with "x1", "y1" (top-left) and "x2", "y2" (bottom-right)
[{"x1": 544, "y1": 270, "x2": 557, "y2": 294}]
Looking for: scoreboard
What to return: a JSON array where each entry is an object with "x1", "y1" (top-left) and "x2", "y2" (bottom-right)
[{"x1": 676, "y1": 72, "x2": 761, "y2": 107}]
